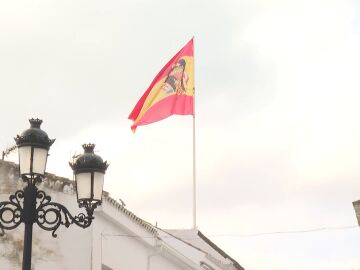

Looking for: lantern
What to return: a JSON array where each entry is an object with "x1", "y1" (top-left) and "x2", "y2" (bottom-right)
[
  {"x1": 14, "y1": 118, "x2": 55, "y2": 177},
  {"x1": 69, "y1": 144, "x2": 108, "y2": 206}
]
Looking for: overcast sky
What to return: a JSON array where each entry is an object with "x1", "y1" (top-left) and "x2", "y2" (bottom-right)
[{"x1": 1, "y1": 0, "x2": 360, "y2": 269}]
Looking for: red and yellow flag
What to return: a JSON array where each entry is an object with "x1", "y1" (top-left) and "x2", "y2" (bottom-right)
[{"x1": 129, "y1": 39, "x2": 194, "y2": 132}]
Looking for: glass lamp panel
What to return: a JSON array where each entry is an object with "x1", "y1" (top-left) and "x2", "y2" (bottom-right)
[
  {"x1": 93, "y1": 172, "x2": 105, "y2": 201},
  {"x1": 32, "y1": 148, "x2": 48, "y2": 175},
  {"x1": 76, "y1": 172, "x2": 91, "y2": 200},
  {"x1": 18, "y1": 146, "x2": 32, "y2": 175}
]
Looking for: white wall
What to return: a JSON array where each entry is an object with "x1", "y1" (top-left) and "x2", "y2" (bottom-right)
[
  {"x1": 92, "y1": 201, "x2": 196, "y2": 270},
  {"x1": 0, "y1": 163, "x2": 199, "y2": 270}
]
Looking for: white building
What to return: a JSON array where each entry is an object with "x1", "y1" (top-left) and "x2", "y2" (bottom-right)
[{"x1": 0, "y1": 160, "x2": 244, "y2": 270}]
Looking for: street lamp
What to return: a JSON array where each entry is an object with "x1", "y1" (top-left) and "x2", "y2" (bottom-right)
[
  {"x1": 0, "y1": 118, "x2": 108, "y2": 270},
  {"x1": 70, "y1": 143, "x2": 108, "y2": 214}
]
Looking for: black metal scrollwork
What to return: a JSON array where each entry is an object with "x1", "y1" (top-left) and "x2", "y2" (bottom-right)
[
  {"x1": 0, "y1": 187, "x2": 97, "y2": 238},
  {"x1": 35, "y1": 190, "x2": 94, "y2": 237},
  {"x1": 0, "y1": 190, "x2": 24, "y2": 235}
]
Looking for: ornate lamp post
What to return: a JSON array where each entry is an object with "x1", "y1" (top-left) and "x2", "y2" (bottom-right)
[{"x1": 0, "y1": 119, "x2": 108, "y2": 270}]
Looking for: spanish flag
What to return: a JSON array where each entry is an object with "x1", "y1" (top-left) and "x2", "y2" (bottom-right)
[{"x1": 129, "y1": 38, "x2": 194, "y2": 132}]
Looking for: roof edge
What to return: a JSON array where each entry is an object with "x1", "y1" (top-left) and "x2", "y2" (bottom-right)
[{"x1": 197, "y1": 230, "x2": 245, "y2": 270}]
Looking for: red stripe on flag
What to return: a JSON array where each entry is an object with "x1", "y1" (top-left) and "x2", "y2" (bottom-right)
[{"x1": 131, "y1": 94, "x2": 194, "y2": 131}]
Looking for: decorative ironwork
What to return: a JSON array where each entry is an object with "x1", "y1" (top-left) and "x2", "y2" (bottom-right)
[
  {"x1": 0, "y1": 183, "x2": 97, "y2": 238},
  {"x1": 36, "y1": 190, "x2": 95, "y2": 237},
  {"x1": 22, "y1": 175, "x2": 42, "y2": 186},
  {"x1": 0, "y1": 190, "x2": 24, "y2": 236}
]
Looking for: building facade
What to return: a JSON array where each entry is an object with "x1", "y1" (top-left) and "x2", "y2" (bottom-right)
[{"x1": 0, "y1": 160, "x2": 244, "y2": 270}]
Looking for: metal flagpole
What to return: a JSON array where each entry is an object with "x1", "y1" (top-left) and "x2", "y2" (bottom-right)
[
  {"x1": 100, "y1": 232, "x2": 103, "y2": 268},
  {"x1": 192, "y1": 37, "x2": 197, "y2": 229},
  {"x1": 193, "y1": 115, "x2": 196, "y2": 229}
]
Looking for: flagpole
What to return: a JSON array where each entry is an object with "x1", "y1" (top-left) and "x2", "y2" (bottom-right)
[
  {"x1": 192, "y1": 37, "x2": 197, "y2": 229},
  {"x1": 193, "y1": 114, "x2": 196, "y2": 229}
]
